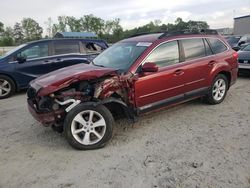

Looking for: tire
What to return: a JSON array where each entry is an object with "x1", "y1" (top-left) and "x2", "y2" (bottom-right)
[
  {"x1": 63, "y1": 103, "x2": 114, "y2": 150},
  {"x1": 0, "y1": 75, "x2": 16, "y2": 99},
  {"x1": 205, "y1": 74, "x2": 228, "y2": 105}
]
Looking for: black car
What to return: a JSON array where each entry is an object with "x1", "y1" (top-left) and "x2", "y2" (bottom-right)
[
  {"x1": 227, "y1": 34, "x2": 250, "y2": 51},
  {"x1": 0, "y1": 38, "x2": 108, "y2": 99},
  {"x1": 238, "y1": 44, "x2": 250, "y2": 74}
]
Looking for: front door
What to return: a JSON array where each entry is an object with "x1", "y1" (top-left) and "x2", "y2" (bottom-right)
[
  {"x1": 14, "y1": 42, "x2": 51, "y2": 87},
  {"x1": 134, "y1": 41, "x2": 186, "y2": 112}
]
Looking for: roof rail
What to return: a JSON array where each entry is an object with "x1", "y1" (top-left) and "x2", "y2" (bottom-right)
[
  {"x1": 129, "y1": 32, "x2": 162, "y2": 38},
  {"x1": 128, "y1": 29, "x2": 218, "y2": 39},
  {"x1": 158, "y1": 29, "x2": 218, "y2": 39}
]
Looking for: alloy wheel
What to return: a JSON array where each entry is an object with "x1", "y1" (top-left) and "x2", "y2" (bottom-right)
[
  {"x1": 212, "y1": 78, "x2": 226, "y2": 101},
  {"x1": 71, "y1": 110, "x2": 106, "y2": 145},
  {"x1": 0, "y1": 79, "x2": 11, "y2": 97}
]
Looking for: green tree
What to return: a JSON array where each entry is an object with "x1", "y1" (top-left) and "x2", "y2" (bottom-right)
[
  {"x1": 187, "y1": 20, "x2": 209, "y2": 30},
  {"x1": 22, "y1": 18, "x2": 43, "y2": 41},
  {"x1": 0, "y1": 27, "x2": 14, "y2": 46},
  {"x1": 66, "y1": 16, "x2": 81, "y2": 32},
  {"x1": 52, "y1": 24, "x2": 59, "y2": 36},
  {"x1": 13, "y1": 22, "x2": 24, "y2": 44},
  {"x1": 57, "y1": 16, "x2": 67, "y2": 32},
  {"x1": 0, "y1": 21, "x2": 4, "y2": 34},
  {"x1": 80, "y1": 14, "x2": 105, "y2": 35}
]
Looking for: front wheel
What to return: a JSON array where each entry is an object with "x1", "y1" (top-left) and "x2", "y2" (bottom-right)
[
  {"x1": 64, "y1": 104, "x2": 114, "y2": 150},
  {"x1": 205, "y1": 74, "x2": 228, "y2": 104}
]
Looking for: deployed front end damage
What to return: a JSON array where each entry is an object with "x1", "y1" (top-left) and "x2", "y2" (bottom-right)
[{"x1": 27, "y1": 68, "x2": 134, "y2": 128}]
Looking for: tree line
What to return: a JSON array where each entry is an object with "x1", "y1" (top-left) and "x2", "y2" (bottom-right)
[{"x1": 0, "y1": 15, "x2": 209, "y2": 46}]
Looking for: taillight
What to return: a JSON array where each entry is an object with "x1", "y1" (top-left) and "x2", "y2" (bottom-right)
[{"x1": 233, "y1": 52, "x2": 238, "y2": 59}]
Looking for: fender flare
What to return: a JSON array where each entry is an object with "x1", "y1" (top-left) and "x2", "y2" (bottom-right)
[{"x1": 83, "y1": 97, "x2": 135, "y2": 120}]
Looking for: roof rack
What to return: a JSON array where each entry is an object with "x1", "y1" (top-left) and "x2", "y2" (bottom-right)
[
  {"x1": 129, "y1": 29, "x2": 218, "y2": 39},
  {"x1": 129, "y1": 32, "x2": 162, "y2": 38},
  {"x1": 158, "y1": 29, "x2": 218, "y2": 39}
]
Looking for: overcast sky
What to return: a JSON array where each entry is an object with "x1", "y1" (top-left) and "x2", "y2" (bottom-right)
[{"x1": 1, "y1": 0, "x2": 250, "y2": 32}]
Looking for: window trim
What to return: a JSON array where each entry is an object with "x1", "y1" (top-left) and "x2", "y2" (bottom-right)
[
  {"x1": 142, "y1": 40, "x2": 180, "y2": 69},
  {"x1": 133, "y1": 36, "x2": 229, "y2": 74},
  {"x1": 16, "y1": 42, "x2": 50, "y2": 61},
  {"x1": 135, "y1": 40, "x2": 180, "y2": 73},
  {"x1": 206, "y1": 38, "x2": 228, "y2": 55},
  {"x1": 202, "y1": 38, "x2": 213, "y2": 56}
]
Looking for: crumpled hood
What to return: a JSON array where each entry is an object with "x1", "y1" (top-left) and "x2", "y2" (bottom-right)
[{"x1": 31, "y1": 63, "x2": 117, "y2": 96}]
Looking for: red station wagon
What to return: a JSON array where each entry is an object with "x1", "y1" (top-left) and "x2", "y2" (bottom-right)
[{"x1": 27, "y1": 30, "x2": 238, "y2": 150}]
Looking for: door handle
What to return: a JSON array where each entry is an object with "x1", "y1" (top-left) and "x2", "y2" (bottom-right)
[
  {"x1": 55, "y1": 58, "x2": 63, "y2": 63},
  {"x1": 43, "y1": 60, "x2": 51, "y2": 64},
  {"x1": 174, "y1": 69, "x2": 184, "y2": 76},
  {"x1": 208, "y1": 61, "x2": 216, "y2": 67}
]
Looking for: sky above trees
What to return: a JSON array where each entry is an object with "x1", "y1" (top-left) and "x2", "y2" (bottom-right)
[{"x1": 0, "y1": 0, "x2": 249, "y2": 30}]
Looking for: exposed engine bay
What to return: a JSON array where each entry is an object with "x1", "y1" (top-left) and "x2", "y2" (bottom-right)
[{"x1": 27, "y1": 74, "x2": 134, "y2": 126}]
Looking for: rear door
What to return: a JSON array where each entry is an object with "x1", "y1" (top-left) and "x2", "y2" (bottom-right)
[
  {"x1": 134, "y1": 41, "x2": 186, "y2": 112},
  {"x1": 50, "y1": 40, "x2": 88, "y2": 71},
  {"x1": 178, "y1": 38, "x2": 214, "y2": 97}
]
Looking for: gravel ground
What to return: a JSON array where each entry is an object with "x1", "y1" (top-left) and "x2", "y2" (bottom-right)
[{"x1": 0, "y1": 77, "x2": 250, "y2": 188}]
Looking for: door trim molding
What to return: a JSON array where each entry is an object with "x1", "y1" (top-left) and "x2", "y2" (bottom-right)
[{"x1": 137, "y1": 87, "x2": 209, "y2": 114}]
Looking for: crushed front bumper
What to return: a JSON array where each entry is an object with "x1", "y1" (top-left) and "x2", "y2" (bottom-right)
[{"x1": 27, "y1": 99, "x2": 64, "y2": 126}]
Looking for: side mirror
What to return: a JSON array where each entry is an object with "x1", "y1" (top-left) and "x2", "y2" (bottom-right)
[
  {"x1": 238, "y1": 41, "x2": 246, "y2": 46},
  {"x1": 16, "y1": 56, "x2": 26, "y2": 64},
  {"x1": 142, "y1": 62, "x2": 158, "y2": 72},
  {"x1": 232, "y1": 46, "x2": 240, "y2": 51}
]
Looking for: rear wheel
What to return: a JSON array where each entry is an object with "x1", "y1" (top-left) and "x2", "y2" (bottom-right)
[
  {"x1": 0, "y1": 75, "x2": 15, "y2": 99},
  {"x1": 64, "y1": 104, "x2": 114, "y2": 150},
  {"x1": 205, "y1": 74, "x2": 228, "y2": 104}
]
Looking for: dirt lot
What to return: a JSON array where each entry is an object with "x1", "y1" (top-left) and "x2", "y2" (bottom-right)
[{"x1": 0, "y1": 77, "x2": 250, "y2": 188}]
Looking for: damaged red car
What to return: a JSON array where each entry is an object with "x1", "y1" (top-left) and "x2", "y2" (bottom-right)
[{"x1": 27, "y1": 30, "x2": 238, "y2": 150}]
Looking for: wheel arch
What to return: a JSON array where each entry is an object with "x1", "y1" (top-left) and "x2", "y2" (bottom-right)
[
  {"x1": 0, "y1": 73, "x2": 18, "y2": 91},
  {"x1": 98, "y1": 97, "x2": 135, "y2": 121},
  {"x1": 217, "y1": 71, "x2": 231, "y2": 89}
]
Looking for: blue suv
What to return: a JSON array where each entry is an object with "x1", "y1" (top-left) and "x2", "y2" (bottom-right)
[{"x1": 0, "y1": 38, "x2": 108, "y2": 99}]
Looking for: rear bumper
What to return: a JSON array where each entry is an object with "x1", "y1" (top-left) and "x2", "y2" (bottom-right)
[{"x1": 27, "y1": 99, "x2": 64, "y2": 126}]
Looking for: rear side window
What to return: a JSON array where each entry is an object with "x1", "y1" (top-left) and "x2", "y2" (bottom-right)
[
  {"x1": 54, "y1": 41, "x2": 80, "y2": 55},
  {"x1": 207, "y1": 38, "x2": 228, "y2": 54},
  {"x1": 181, "y1": 38, "x2": 206, "y2": 61},
  {"x1": 145, "y1": 41, "x2": 179, "y2": 67}
]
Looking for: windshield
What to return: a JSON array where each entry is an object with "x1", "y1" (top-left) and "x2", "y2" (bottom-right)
[
  {"x1": 93, "y1": 42, "x2": 149, "y2": 72},
  {"x1": 241, "y1": 44, "x2": 250, "y2": 51},
  {"x1": 1, "y1": 44, "x2": 27, "y2": 58}
]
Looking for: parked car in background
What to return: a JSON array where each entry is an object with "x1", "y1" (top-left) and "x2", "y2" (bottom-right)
[
  {"x1": 229, "y1": 34, "x2": 250, "y2": 51},
  {"x1": 224, "y1": 36, "x2": 241, "y2": 49},
  {"x1": 27, "y1": 30, "x2": 238, "y2": 150},
  {"x1": 238, "y1": 44, "x2": 250, "y2": 74},
  {"x1": 0, "y1": 38, "x2": 108, "y2": 99}
]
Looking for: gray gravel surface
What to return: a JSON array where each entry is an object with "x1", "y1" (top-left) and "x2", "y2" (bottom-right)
[{"x1": 0, "y1": 77, "x2": 250, "y2": 188}]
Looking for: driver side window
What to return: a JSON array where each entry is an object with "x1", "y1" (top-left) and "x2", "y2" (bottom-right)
[
  {"x1": 145, "y1": 41, "x2": 179, "y2": 68},
  {"x1": 18, "y1": 43, "x2": 49, "y2": 60}
]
